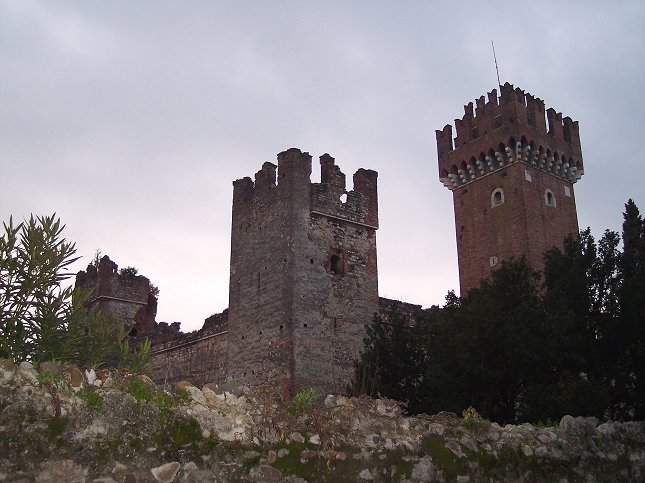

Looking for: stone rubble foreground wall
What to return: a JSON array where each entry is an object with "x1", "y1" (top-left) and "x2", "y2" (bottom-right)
[{"x1": 1, "y1": 360, "x2": 643, "y2": 482}]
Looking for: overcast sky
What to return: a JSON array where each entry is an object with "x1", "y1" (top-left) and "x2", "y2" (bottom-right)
[{"x1": 2, "y1": 1, "x2": 644, "y2": 332}]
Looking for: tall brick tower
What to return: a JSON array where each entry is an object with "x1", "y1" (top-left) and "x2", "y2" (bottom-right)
[
  {"x1": 436, "y1": 83, "x2": 584, "y2": 294},
  {"x1": 226, "y1": 148, "x2": 379, "y2": 396}
]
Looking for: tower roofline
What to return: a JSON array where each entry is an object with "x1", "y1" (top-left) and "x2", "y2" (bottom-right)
[{"x1": 436, "y1": 83, "x2": 584, "y2": 191}]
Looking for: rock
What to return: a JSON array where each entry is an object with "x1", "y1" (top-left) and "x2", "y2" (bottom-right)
[
  {"x1": 38, "y1": 361, "x2": 60, "y2": 377},
  {"x1": 461, "y1": 435, "x2": 477, "y2": 452},
  {"x1": 446, "y1": 441, "x2": 465, "y2": 458},
  {"x1": 175, "y1": 380, "x2": 194, "y2": 391},
  {"x1": 324, "y1": 394, "x2": 336, "y2": 407},
  {"x1": 92, "y1": 478, "x2": 118, "y2": 483},
  {"x1": 376, "y1": 398, "x2": 401, "y2": 418},
  {"x1": 150, "y1": 462, "x2": 180, "y2": 483},
  {"x1": 522, "y1": 444, "x2": 533, "y2": 456},
  {"x1": 85, "y1": 368, "x2": 97, "y2": 385},
  {"x1": 220, "y1": 382, "x2": 243, "y2": 398},
  {"x1": 596, "y1": 422, "x2": 615, "y2": 436},
  {"x1": 0, "y1": 358, "x2": 14, "y2": 381},
  {"x1": 336, "y1": 396, "x2": 355, "y2": 408},
  {"x1": 0, "y1": 358, "x2": 15, "y2": 371},
  {"x1": 277, "y1": 448, "x2": 290, "y2": 458},
  {"x1": 249, "y1": 464, "x2": 283, "y2": 483},
  {"x1": 241, "y1": 450, "x2": 260, "y2": 461},
  {"x1": 359, "y1": 468, "x2": 375, "y2": 480},
  {"x1": 36, "y1": 459, "x2": 87, "y2": 483},
  {"x1": 411, "y1": 456, "x2": 435, "y2": 481},
  {"x1": 183, "y1": 461, "x2": 198, "y2": 471},
  {"x1": 290, "y1": 431, "x2": 305, "y2": 444},
  {"x1": 185, "y1": 386, "x2": 208, "y2": 405},
  {"x1": 535, "y1": 446, "x2": 549, "y2": 457},
  {"x1": 560, "y1": 415, "x2": 598, "y2": 432},
  {"x1": 202, "y1": 385, "x2": 225, "y2": 403},
  {"x1": 309, "y1": 433, "x2": 321, "y2": 445},
  {"x1": 267, "y1": 450, "x2": 277, "y2": 464},
  {"x1": 537, "y1": 433, "x2": 551, "y2": 444},
  {"x1": 427, "y1": 423, "x2": 445, "y2": 436},
  {"x1": 66, "y1": 365, "x2": 84, "y2": 388},
  {"x1": 17, "y1": 361, "x2": 37, "y2": 383}
]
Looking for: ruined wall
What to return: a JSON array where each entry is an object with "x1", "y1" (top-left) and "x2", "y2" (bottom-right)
[
  {"x1": 146, "y1": 316, "x2": 228, "y2": 389},
  {"x1": 436, "y1": 83, "x2": 583, "y2": 294},
  {"x1": 227, "y1": 148, "x2": 378, "y2": 396},
  {"x1": 75, "y1": 255, "x2": 156, "y2": 334},
  {"x1": 144, "y1": 298, "x2": 428, "y2": 390}
]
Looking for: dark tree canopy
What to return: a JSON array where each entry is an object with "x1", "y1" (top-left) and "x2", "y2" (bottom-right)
[{"x1": 355, "y1": 200, "x2": 644, "y2": 424}]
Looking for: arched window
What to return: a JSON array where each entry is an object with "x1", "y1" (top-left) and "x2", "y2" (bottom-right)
[
  {"x1": 545, "y1": 189, "x2": 556, "y2": 207},
  {"x1": 491, "y1": 188, "x2": 505, "y2": 207}
]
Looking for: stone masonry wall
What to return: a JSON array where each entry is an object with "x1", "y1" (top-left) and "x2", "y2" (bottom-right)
[
  {"x1": 147, "y1": 319, "x2": 228, "y2": 389},
  {"x1": 227, "y1": 148, "x2": 378, "y2": 397},
  {"x1": 75, "y1": 255, "x2": 156, "y2": 334},
  {"x1": 144, "y1": 298, "x2": 420, "y2": 391}
]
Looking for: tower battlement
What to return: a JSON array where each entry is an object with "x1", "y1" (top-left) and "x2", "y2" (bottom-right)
[
  {"x1": 232, "y1": 148, "x2": 378, "y2": 228},
  {"x1": 436, "y1": 83, "x2": 583, "y2": 191}
]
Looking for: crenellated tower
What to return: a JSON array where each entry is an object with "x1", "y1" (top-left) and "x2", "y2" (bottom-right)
[
  {"x1": 436, "y1": 83, "x2": 584, "y2": 294},
  {"x1": 75, "y1": 255, "x2": 157, "y2": 336},
  {"x1": 227, "y1": 148, "x2": 378, "y2": 396}
]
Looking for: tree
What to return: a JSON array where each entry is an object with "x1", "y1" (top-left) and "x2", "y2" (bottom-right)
[
  {"x1": 617, "y1": 199, "x2": 645, "y2": 419},
  {"x1": 0, "y1": 215, "x2": 79, "y2": 362},
  {"x1": 0, "y1": 214, "x2": 151, "y2": 370},
  {"x1": 353, "y1": 309, "x2": 428, "y2": 413}
]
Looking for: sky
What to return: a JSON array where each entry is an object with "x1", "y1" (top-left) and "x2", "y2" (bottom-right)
[{"x1": 2, "y1": 1, "x2": 644, "y2": 332}]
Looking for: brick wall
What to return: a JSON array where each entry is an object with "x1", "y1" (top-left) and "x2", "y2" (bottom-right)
[{"x1": 436, "y1": 83, "x2": 583, "y2": 294}]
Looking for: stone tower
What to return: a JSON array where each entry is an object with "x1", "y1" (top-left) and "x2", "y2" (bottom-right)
[
  {"x1": 436, "y1": 83, "x2": 584, "y2": 294},
  {"x1": 227, "y1": 148, "x2": 379, "y2": 396},
  {"x1": 75, "y1": 255, "x2": 157, "y2": 335}
]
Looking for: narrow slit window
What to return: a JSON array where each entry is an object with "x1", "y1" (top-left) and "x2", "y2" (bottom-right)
[{"x1": 330, "y1": 255, "x2": 342, "y2": 274}]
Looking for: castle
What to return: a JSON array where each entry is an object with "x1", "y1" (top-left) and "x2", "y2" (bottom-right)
[{"x1": 76, "y1": 83, "x2": 583, "y2": 394}]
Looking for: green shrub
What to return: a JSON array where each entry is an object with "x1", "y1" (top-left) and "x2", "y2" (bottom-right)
[{"x1": 289, "y1": 388, "x2": 318, "y2": 415}]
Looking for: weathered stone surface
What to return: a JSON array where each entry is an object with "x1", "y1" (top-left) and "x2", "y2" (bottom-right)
[
  {"x1": 0, "y1": 369, "x2": 643, "y2": 482},
  {"x1": 66, "y1": 365, "x2": 84, "y2": 388},
  {"x1": 150, "y1": 462, "x2": 180, "y2": 483},
  {"x1": 249, "y1": 464, "x2": 283, "y2": 482},
  {"x1": 36, "y1": 459, "x2": 87, "y2": 483},
  {"x1": 174, "y1": 380, "x2": 193, "y2": 391},
  {"x1": 411, "y1": 455, "x2": 435, "y2": 482}
]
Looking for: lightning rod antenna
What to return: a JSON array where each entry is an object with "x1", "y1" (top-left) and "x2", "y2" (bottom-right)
[{"x1": 491, "y1": 40, "x2": 501, "y2": 89}]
